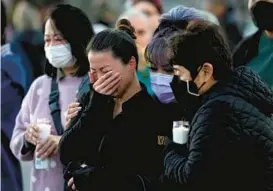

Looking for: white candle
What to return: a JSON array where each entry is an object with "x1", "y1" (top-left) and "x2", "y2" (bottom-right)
[
  {"x1": 173, "y1": 126, "x2": 189, "y2": 144},
  {"x1": 35, "y1": 123, "x2": 51, "y2": 170},
  {"x1": 39, "y1": 123, "x2": 51, "y2": 139}
]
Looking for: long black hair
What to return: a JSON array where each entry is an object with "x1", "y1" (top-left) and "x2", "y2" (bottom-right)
[
  {"x1": 86, "y1": 19, "x2": 139, "y2": 68},
  {"x1": 44, "y1": 4, "x2": 94, "y2": 77}
]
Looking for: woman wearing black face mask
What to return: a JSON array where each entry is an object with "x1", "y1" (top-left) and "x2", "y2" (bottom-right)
[
  {"x1": 233, "y1": 0, "x2": 273, "y2": 90},
  {"x1": 163, "y1": 20, "x2": 273, "y2": 191}
]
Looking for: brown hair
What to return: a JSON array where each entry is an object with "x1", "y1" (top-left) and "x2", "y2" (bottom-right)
[
  {"x1": 133, "y1": 0, "x2": 163, "y2": 14},
  {"x1": 116, "y1": 18, "x2": 137, "y2": 40}
]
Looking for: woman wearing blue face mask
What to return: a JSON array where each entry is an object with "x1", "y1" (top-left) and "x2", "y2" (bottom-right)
[
  {"x1": 10, "y1": 4, "x2": 94, "y2": 191},
  {"x1": 145, "y1": 5, "x2": 219, "y2": 121}
]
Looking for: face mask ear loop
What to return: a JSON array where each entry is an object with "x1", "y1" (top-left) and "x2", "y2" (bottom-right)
[
  {"x1": 190, "y1": 64, "x2": 211, "y2": 96},
  {"x1": 186, "y1": 80, "x2": 200, "y2": 97},
  {"x1": 186, "y1": 65, "x2": 203, "y2": 97}
]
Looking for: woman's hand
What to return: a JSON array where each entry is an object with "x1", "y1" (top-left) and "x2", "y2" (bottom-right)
[
  {"x1": 173, "y1": 65, "x2": 192, "y2": 81},
  {"x1": 25, "y1": 124, "x2": 40, "y2": 145},
  {"x1": 93, "y1": 71, "x2": 121, "y2": 95},
  {"x1": 36, "y1": 135, "x2": 61, "y2": 159},
  {"x1": 65, "y1": 100, "x2": 81, "y2": 128},
  {"x1": 68, "y1": 177, "x2": 77, "y2": 190}
]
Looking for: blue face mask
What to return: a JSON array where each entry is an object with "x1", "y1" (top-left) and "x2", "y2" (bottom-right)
[{"x1": 150, "y1": 72, "x2": 176, "y2": 104}]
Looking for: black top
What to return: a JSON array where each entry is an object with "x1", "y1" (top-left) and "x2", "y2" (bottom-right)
[
  {"x1": 59, "y1": 84, "x2": 170, "y2": 190},
  {"x1": 163, "y1": 67, "x2": 273, "y2": 191}
]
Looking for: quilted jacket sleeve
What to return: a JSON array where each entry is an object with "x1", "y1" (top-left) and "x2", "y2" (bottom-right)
[{"x1": 163, "y1": 101, "x2": 237, "y2": 189}]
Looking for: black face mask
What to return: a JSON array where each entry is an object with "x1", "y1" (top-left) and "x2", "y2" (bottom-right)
[
  {"x1": 251, "y1": 1, "x2": 273, "y2": 31},
  {"x1": 170, "y1": 75, "x2": 201, "y2": 121}
]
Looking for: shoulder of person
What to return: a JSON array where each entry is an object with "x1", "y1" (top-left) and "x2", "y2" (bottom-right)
[
  {"x1": 189, "y1": 100, "x2": 237, "y2": 139},
  {"x1": 27, "y1": 75, "x2": 51, "y2": 93},
  {"x1": 193, "y1": 99, "x2": 234, "y2": 126},
  {"x1": 32, "y1": 74, "x2": 51, "y2": 85}
]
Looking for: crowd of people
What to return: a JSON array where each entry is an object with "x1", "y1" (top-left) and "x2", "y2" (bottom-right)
[{"x1": 1, "y1": 0, "x2": 273, "y2": 191}]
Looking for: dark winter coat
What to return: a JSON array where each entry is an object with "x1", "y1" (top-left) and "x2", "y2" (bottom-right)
[{"x1": 163, "y1": 67, "x2": 273, "y2": 191}]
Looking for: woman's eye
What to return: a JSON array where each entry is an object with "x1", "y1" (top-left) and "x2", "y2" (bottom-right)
[{"x1": 142, "y1": 10, "x2": 152, "y2": 17}]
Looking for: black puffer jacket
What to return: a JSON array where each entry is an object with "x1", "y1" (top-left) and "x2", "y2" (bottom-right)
[{"x1": 163, "y1": 67, "x2": 273, "y2": 191}]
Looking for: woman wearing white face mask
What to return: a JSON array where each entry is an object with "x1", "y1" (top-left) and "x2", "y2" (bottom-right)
[{"x1": 10, "y1": 4, "x2": 94, "y2": 191}]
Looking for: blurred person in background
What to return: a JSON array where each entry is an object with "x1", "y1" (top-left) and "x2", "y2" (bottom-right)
[
  {"x1": 60, "y1": 19, "x2": 164, "y2": 191},
  {"x1": 233, "y1": 0, "x2": 273, "y2": 90},
  {"x1": 204, "y1": 0, "x2": 242, "y2": 49},
  {"x1": 163, "y1": 20, "x2": 273, "y2": 191},
  {"x1": 119, "y1": 8, "x2": 153, "y2": 95},
  {"x1": 3, "y1": 0, "x2": 58, "y2": 92},
  {"x1": 12, "y1": 0, "x2": 42, "y2": 34},
  {"x1": 9, "y1": 4, "x2": 94, "y2": 191},
  {"x1": 1, "y1": 1, "x2": 23, "y2": 190},
  {"x1": 94, "y1": 0, "x2": 117, "y2": 27},
  {"x1": 132, "y1": 0, "x2": 163, "y2": 32},
  {"x1": 2, "y1": 0, "x2": 43, "y2": 93},
  {"x1": 119, "y1": 8, "x2": 152, "y2": 48},
  {"x1": 11, "y1": 0, "x2": 63, "y2": 39},
  {"x1": 93, "y1": 23, "x2": 108, "y2": 34}
]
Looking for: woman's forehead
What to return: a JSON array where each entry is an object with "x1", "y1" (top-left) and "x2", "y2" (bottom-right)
[{"x1": 88, "y1": 50, "x2": 120, "y2": 66}]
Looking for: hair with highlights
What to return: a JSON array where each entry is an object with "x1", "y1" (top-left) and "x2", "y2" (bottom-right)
[
  {"x1": 145, "y1": 5, "x2": 220, "y2": 73},
  {"x1": 145, "y1": 26, "x2": 176, "y2": 72}
]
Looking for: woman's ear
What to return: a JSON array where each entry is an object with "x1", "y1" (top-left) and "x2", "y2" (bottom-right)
[
  {"x1": 128, "y1": 56, "x2": 137, "y2": 71},
  {"x1": 202, "y1": 62, "x2": 214, "y2": 80}
]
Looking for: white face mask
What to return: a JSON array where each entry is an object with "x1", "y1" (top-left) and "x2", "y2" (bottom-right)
[{"x1": 45, "y1": 44, "x2": 75, "y2": 68}]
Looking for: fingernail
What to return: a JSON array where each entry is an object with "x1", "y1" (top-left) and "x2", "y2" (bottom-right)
[{"x1": 78, "y1": 107, "x2": 82, "y2": 111}]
